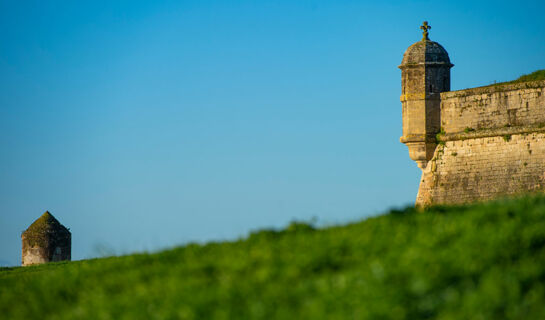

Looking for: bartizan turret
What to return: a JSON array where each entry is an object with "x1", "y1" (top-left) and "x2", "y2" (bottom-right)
[{"x1": 399, "y1": 21, "x2": 453, "y2": 169}]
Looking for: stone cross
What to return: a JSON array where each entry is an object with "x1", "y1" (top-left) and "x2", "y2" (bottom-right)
[{"x1": 420, "y1": 21, "x2": 431, "y2": 40}]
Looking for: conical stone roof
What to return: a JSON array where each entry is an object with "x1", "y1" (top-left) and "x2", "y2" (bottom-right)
[{"x1": 23, "y1": 211, "x2": 70, "y2": 248}]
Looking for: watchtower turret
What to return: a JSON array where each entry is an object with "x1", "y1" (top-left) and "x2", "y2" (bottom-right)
[
  {"x1": 399, "y1": 21, "x2": 453, "y2": 169},
  {"x1": 21, "y1": 211, "x2": 71, "y2": 266}
]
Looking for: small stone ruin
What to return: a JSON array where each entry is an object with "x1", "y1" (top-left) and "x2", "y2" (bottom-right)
[{"x1": 21, "y1": 211, "x2": 71, "y2": 266}]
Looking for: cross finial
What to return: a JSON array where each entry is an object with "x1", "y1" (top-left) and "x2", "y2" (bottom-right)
[{"x1": 420, "y1": 21, "x2": 431, "y2": 40}]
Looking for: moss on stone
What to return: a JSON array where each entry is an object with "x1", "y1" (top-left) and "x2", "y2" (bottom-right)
[{"x1": 23, "y1": 211, "x2": 70, "y2": 249}]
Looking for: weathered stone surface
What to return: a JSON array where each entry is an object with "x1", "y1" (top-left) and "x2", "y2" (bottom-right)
[
  {"x1": 22, "y1": 211, "x2": 71, "y2": 266},
  {"x1": 399, "y1": 32, "x2": 453, "y2": 169},
  {"x1": 441, "y1": 81, "x2": 545, "y2": 133},
  {"x1": 400, "y1": 25, "x2": 545, "y2": 206},
  {"x1": 401, "y1": 40, "x2": 452, "y2": 65},
  {"x1": 414, "y1": 81, "x2": 545, "y2": 206},
  {"x1": 417, "y1": 133, "x2": 545, "y2": 206}
]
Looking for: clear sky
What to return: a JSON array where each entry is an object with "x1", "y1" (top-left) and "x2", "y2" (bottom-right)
[{"x1": 1, "y1": 0, "x2": 544, "y2": 266}]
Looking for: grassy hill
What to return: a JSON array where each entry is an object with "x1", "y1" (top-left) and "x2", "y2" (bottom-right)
[{"x1": 2, "y1": 195, "x2": 545, "y2": 319}]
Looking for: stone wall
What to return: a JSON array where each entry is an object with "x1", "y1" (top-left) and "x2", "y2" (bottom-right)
[
  {"x1": 415, "y1": 80, "x2": 545, "y2": 206},
  {"x1": 417, "y1": 132, "x2": 545, "y2": 205},
  {"x1": 21, "y1": 233, "x2": 71, "y2": 266},
  {"x1": 440, "y1": 81, "x2": 545, "y2": 133},
  {"x1": 21, "y1": 245, "x2": 47, "y2": 266}
]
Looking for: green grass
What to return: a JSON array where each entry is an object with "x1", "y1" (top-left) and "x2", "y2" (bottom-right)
[
  {"x1": 3, "y1": 195, "x2": 545, "y2": 319},
  {"x1": 486, "y1": 69, "x2": 545, "y2": 87},
  {"x1": 513, "y1": 70, "x2": 545, "y2": 83}
]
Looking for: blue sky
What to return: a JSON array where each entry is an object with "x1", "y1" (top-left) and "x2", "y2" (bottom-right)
[{"x1": 1, "y1": 0, "x2": 544, "y2": 266}]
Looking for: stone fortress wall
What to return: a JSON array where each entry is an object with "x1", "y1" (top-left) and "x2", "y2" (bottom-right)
[
  {"x1": 416, "y1": 81, "x2": 545, "y2": 205},
  {"x1": 440, "y1": 81, "x2": 545, "y2": 133},
  {"x1": 399, "y1": 22, "x2": 545, "y2": 206}
]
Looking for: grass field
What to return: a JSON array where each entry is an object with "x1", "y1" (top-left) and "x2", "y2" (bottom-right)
[{"x1": 2, "y1": 195, "x2": 545, "y2": 319}]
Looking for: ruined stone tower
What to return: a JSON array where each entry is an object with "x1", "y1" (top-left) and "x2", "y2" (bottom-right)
[
  {"x1": 22, "y1": 211, "x2": 71, "y2": 266},
  {"x1": 399, "y1": 21, "x2": 453, "y2": 169}
]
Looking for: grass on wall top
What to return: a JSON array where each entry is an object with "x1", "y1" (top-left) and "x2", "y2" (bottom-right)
[{"x1": 513, "y1": 69, "x2": 545, "y2": 83}]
